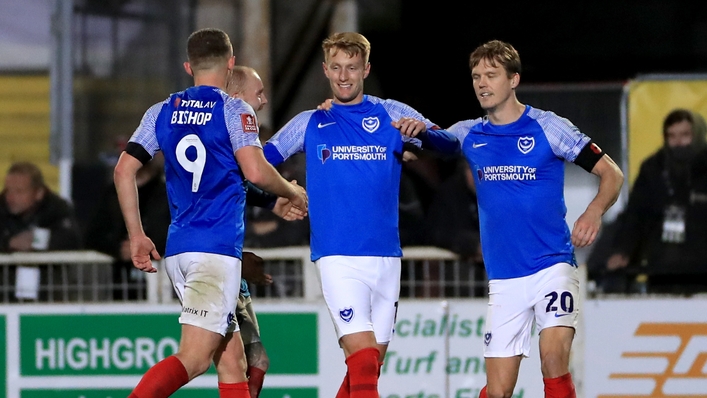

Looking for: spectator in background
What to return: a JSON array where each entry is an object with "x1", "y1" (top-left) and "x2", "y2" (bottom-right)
[
  {"x1": 84, "y1": 153, "x2": 170, "y2": 300},
  {"x1": 423, "y1": 158, "x2": 482, "y2": 263},
  {"x1": 603, "y1": 108, "x2": 707, "y2": 294},
  {"x1": 0, "y1": 162, "x2": 82, "y2": 252}
]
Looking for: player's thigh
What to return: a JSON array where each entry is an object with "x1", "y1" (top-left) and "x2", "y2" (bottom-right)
[
  {"x1": 532, "y1": 262, "x2": 580, "y2": 332},
  {"x1": 236, "y1": 295, "x2": 261, "y2": 345},
  {"x1": 316, "y1": 256, "x2": 379, "y2": 339},
  {"x1": 169, "y1": 252, "x2": 241, "y2": 336},
  {"x1": 175, "y1": 323, "x2": 224, "y2": 375},
  {"x1": 213, "y1": 330, "x2": 248, "y2": 382},
  {"x1": 370, "y1": 257, "x2": 401, "y2": 345},
  {"x1": 485, "y1": 356, "x2": 523, "y2": 395},
  {"x1": 483, "y1": 276, "x2": 535, "y2": 358}
]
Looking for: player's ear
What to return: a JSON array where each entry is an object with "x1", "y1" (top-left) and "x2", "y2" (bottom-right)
[
  {"x1": 183, "y1": 62, "x2": 193, "y2": 76},
  {"x1": 228, "y1": 56, "x2": 235, "y2": 70},
  {"x1": 363, "y1": 62, "x2": 371, "y2": 79},
  {"x1": 510, "y1": 73, "x2": 520, "y2": 89}
]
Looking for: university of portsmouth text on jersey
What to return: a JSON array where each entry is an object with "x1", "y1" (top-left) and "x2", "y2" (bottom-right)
[
  {"x1": 482, "y1": 165, "x2": 537, "y2": 181},
  {"x1": 331, "y1": 145, "x2": 387, "y2": 161}
]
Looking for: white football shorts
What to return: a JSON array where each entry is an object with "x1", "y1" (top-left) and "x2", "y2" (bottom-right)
[
  {"x1": 483, "y1": 262, "x2": 579, "y2": 358},
  {"x1": 316, "y1": 255, "x2": 401, "y2": 344},
  {"x1": 165, "y1": 252, "x2": 241, "y2": 336}
]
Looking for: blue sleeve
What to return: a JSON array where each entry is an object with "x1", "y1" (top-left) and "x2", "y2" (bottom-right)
[
  {"x1": 264, "y1": 142, "x2": 285, "y2": 167},
  {"x1": 417, "y1": 128, "x2": 461, "y2": 156}
]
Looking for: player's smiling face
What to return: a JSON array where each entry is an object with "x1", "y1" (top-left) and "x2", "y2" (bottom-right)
[
  {"x1": 323, "y1": 49, "x2": 370, "y2": 105},
  {"x1": 471, "y1": 58, "x2": 518, "y2": 112}
]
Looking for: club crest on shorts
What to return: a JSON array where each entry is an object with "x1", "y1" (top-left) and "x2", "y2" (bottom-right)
[
  {"x1": 518, "y1": 136, "x2": 535, "y2": 154},
  {"x1": 339, "y1": 307, "x2": 354, "y2": 323},
  {"x1": 484, "y1": 332, "x2": 492, "y2": 346},
  {"x1": 227, "y1": 311, "x2": 235, "y2": 325},
  {"x1": 362, "y1": 117, "x2": 380, "y2": 133}
]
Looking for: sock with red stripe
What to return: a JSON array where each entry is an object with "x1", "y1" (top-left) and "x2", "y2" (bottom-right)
[
  {"x1": 346, "y1": 347, "x2": 380, "y2": 398},
  {"x1": 218, "y1": 381, "x2": 250, "y2": 398},
  {"x1": 247, "y1": 366, "x2": 266, "y2": 398},
  {"x1": 544, "y1": 373, "x2": 576, "y2": 398},
  {"x1": 128, "y1": 355, "x2": 189, "y2": 398}
]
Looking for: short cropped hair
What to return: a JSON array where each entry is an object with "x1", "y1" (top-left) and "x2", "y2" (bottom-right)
[
  {"x1": 227, "y1": 65, "x2": 256, "y2": 95},
  {"x1": 322, "y1": 32, "x2": 371, "y2": 64},
  {"x1": 7, "y1": 162, "x2": 45, "y2": 190},
  {"x1": 186, "y1": 28, "x2": 233, "y2": 71},
  {"x1": 469, "y1": 40, "x2": 522, "y2": 77}
]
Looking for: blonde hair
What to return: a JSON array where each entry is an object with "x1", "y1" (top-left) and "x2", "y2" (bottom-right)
[{"x1": 322, "y1": 32, "x2": 371, "y2": 64}]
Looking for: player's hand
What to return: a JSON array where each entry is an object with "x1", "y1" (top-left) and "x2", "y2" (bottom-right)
[
  {"x1": 606, "y1": 253, "x2": 629, "y2": 271},
  {"x1": 273, "y1": 180, "x2": 308, "y2": 220},
  {"x1": 392, "y1": 117, "x2": 426, "y2": 137},
  {"x1": 287, "y1": 182, "x2": 308, "y2": 214},
  {"x1": 129, "y1": 234, "x2": 160, "y2": 273},
  {"x1": 317, "y1": 98, "x2": 334, "y2": 110},
  {"x1": 242, "y1": 251, "x2": 273, "y2": 285},
  {"x1": 571, "y1": 207, "x2": 602, "y2": 248}
]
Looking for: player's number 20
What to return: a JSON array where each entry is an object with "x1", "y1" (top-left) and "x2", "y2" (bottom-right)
[
  {"x1": 176, "y1": 134, "x2": 206, "y2": 192},
  {"x1": 544, "y1": 291, "x2": 574, "y2": 313}
]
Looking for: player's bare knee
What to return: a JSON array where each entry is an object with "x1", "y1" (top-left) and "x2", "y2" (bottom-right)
[{"x1": 486, "y1": 385, "x2": 514, "y2": 398}]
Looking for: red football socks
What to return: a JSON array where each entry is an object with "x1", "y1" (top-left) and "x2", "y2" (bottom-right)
[
  {"x1": 128, "y1": 355, "x2": 189, "y2": 398},
  {"x1": 335, "y1": 371, "x2": 350, "y2": 398},
  {"x1": 247, "y1": 366, "x2": 266, "y2": 398},
  {"x1": 478, "y1": 386, "x2": 487, "y2": 398},
  {"x1": 544, "y1": 373, "x2": 576, "y2": 398},
  {"x1": 346, "y1": 347, "x2": 380, "y2": 398},
  {"x1": 218, "y1": 381, "x2": 250, "y2": 398}
]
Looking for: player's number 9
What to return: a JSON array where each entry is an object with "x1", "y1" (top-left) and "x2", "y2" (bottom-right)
[{"x1": 176, "y1": 134, "x2": 206, "y2": 192}]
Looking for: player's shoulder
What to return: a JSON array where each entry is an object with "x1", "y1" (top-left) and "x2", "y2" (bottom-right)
[
  {"x1": 224, "y1": 95, "x2": 256, "y2": 114},
  {"x1": 367, "y1": 95, "x2": 410, "y2": 110},
  {"x1": 527, "y1": 106, "x2": 576, "y2": 131},
  {"x1": 449, "y1": 117, "x2": 484, "y2": 133}
]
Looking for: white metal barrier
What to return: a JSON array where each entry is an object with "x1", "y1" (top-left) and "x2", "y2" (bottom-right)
[{"x1": 0, "y1": 250, "x2": 114, "y2": 302}]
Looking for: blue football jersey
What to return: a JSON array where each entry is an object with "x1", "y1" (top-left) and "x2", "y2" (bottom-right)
[
  {"x1": 129, "y1": 85, "x2": 261, "y2": 258},
  {"x1": 448, "y1": 105, "x2": 590, "y2": 280},
  {"x1": 264, "y1": 95, "x2": 436, "y2": 261}
]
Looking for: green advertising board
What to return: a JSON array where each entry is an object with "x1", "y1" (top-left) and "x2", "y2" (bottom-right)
[{"x1": 16, "y1": 311, "x2": 318, "y2": 396}]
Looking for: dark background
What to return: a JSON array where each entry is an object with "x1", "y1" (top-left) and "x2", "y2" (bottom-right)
[{"x1": 359, "y1": 0, "x2": 707, "y2": 128}]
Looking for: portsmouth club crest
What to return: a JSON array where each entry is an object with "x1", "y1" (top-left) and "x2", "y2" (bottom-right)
[
  {"x1": 518, "y1": 136, "x2": 535, "y2": 154},
  {"x1": 362, "y1": 117, "x2": 380, "y2": 133},
  {"x1": 339, "y1": 307, "x2": 354, "y2": 323},
  {"x1": 484, "y1": 332, "x2": 492, "y2": 346},
  {"x1": 317, "y1": 144, "x2": 331, "y2": 164}
]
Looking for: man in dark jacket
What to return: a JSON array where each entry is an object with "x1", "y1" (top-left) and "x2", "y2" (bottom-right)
[
  {"x1": 0, "y1": 162, "x2": 81, "y2": 252},
  {"x1": 605, "y1": 109, "x2": 707, "y2": 294},
  {"x1": 85, "y1": 154, "x2": 170, "y2": 299}
]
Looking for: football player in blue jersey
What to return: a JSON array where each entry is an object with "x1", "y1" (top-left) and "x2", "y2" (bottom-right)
[
  {"x1": 262, "y1": 32, "x2": 459, "y2": 398},
  {"x1": 426, "y1": 40, "x2": 624, "y2": 398},
  {"x1": 114, "y1": 28, "x2": 307, "y2": 398},
  {"x1": 227, "y1": 65, "x2": 290, "y2": 398}
]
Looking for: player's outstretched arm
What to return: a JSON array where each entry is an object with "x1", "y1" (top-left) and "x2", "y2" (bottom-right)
[
  {"x1": 245, "y1": 179, "x2": 307, "y2": 221},
  {"x1": 572, "y1": 154, "x2": 624, "y2": 248},
  {"x1": 236, "y1": 146, "x2": 308, "y2": 213},
  {"x1": 113, "y1": 152, "x2": 160, "y2": 272}
]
